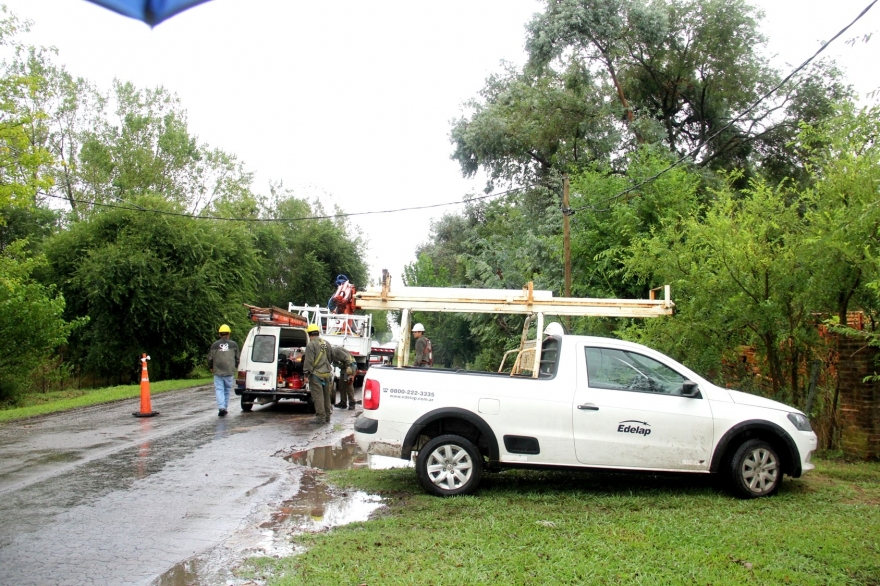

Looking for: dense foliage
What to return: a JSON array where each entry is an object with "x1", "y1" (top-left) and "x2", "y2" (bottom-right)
[{"x1": 0, "y1": 9, "x2": 369, "y2": 400}]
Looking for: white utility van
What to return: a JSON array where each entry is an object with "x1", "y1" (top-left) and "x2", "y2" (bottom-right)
[{"x1": 234, "y1": 324, "x2": 318, "y2": 412}]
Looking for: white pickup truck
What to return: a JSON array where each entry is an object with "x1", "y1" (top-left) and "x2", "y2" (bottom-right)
[{"x1": 354, "y1": 333, "x2": 817, "y2": 499}]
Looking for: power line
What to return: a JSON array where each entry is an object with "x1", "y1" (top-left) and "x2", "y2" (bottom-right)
[
  {"x1": 42, "y1": 185, "x2": 527, "y2": 222},
  {"x1": 569, "y1": 0, "x2": 879, "y2": 214}
]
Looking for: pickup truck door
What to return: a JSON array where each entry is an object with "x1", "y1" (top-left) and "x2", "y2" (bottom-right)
[{"x1": 573, "y1": 345, "x2": 713, "y2": 471}]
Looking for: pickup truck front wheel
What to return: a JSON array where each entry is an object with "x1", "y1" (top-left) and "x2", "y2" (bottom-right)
[
  {"x1": 417, "y1": 434, "x2": 483, "y2": 497},
  {"x1": 727, "y1": 439, "x2": 781, "y2": 498}
]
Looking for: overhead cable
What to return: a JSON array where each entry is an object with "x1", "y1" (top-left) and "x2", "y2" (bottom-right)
[
  {"x1": 42, "y1": 185, "x2": 527, "y2": 223},
  {"x1": 569, "y1": 0, "x2": 878, "y2": 213}
]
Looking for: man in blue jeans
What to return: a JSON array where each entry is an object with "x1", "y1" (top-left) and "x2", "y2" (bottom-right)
[{"x1": 208, "y1": 324, "x2": 240, "y2": 416}]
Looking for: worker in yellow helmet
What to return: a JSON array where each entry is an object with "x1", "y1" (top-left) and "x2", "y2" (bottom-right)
[
  {"x1": 208, "y1": 324, "x2": 239, "y2": 417},
  {"x1": 303, "y1": 323, "x2": 334, "y2": 424}
]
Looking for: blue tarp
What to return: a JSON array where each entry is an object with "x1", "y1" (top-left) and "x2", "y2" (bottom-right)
[{"x1": 85, "y1": 0, "x2": 212, "y2": 26}]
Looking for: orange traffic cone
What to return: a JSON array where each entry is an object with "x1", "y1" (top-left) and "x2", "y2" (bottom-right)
[{"x1": 133, "y1": 353, "x2": 159, "y2": 417}]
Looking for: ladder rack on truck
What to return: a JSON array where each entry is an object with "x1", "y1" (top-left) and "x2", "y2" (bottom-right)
[{"x1": 355, "y1": 271, "x2": 674, "y2": 377}]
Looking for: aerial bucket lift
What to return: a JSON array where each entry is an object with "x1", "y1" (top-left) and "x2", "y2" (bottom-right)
[{"x1": 355, "y1": 270, "x2": 674, "y2": 376}]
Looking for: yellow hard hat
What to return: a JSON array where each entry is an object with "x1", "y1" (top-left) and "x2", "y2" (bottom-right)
[
  {"x1": 307, "y1": 324, "x2": 320, "y2": 334},
  {"x1": 218, "y1": 324, "x2": 231, "y2": 334}
]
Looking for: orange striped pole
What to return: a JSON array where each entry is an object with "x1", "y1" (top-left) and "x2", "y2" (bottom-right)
[{"x1": 133, "y1": 353, "x2": 159, "y2": 417}]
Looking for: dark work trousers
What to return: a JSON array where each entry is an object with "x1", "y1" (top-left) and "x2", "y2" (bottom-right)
[
  {"x1": 309, "y1": 374, "x2": 332, "y2": 422},
  {"x1": 337, "y1": 374, "x2": 355, "y2": 406}
]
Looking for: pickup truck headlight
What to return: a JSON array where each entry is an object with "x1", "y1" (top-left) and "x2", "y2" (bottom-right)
[{"x1": 787, "y1": 412, "x2": 812, "y2": 431}]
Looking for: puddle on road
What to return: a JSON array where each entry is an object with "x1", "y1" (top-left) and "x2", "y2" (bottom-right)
[
  {"x1": 153, "y1": 435, "x2": 408, "y2": 586},
  {"x1": 256, "y1": 471, "x2": 380, "y2": 544},
  {"x1": 285, "y1": 434, "x2": 414, "y2": 471}
]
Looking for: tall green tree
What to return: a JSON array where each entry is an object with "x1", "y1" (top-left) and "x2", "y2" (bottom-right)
[
  {"x1": 525, "y1": 0, "x2": 834, "y2": 178},
  {"x1": 45, "y1": 196, "x2": 260, "y2": 379},
  {"x1": 75, "y1": 81, "x2": 254, "y2": 216},
  {"x1": 451, "y1": 63, "x2": 618, "y2": 189}
]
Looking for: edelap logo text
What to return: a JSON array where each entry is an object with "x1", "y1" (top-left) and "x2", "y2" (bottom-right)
[{"x1": 617, "y1": 420, "x2": 651, "y2": 436}]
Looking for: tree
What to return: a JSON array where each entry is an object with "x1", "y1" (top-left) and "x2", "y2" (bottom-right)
[
  {"x1": 248, "y1": 186, "x2": 369, "y2": 309},
  {"x1": 527, "y1": 0, "x2": 778, "y2": 171},
  {"x1": 44, "y1": 196, "x2": 260, "y2": 379},
  {"x1": 568, "y1": 146, "x2": 701, "y2": 301},
  {"x1": 798, "y1": 103, "x2": 880, "y2": 327},
  {"x1": 74, "y1": 81, "x2": 254, "y2": 216},
  {"x1": 0, "y1": 9, "x2": 54, "y2": 213},
  {"x1": 450, "y1": 63, "x2": 618, "y2": 190},
  {"x1": 625, "y1": 175, "x2": 816, "y2": 399},
  {"x1": 0, "y1": 240, "x2": 79, "y2": 401}
]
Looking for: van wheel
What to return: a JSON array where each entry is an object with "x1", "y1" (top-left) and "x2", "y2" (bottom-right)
[
  {"x1": 416, "y1": 434, "x2": 483, "y2": 497},
  {"x1": 727, "y1": 439, "x2": 781, "y2": 498},
  {"x1": 240, "y1": 395, "x2": 253, "y2": 412}
]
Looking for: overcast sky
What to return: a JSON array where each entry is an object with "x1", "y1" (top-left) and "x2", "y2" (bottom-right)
[{"x1": 2, "y1": 0, "x2": 877, "y2": 296}]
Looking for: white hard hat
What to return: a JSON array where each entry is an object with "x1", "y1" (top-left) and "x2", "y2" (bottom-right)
[
  {"x1": 544, "y1": 322, "x2": 565, "y2": 336},
  {"x1": 412, "y1": 323, "x2": 425, "y2": 332}
]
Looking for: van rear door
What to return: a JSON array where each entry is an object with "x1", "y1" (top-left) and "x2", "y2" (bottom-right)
[{"x1": 246, "y1": 327, "x2": 279, "y2": 390}]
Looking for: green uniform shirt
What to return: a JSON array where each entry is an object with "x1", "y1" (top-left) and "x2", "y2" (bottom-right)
[
  {"x1": 304, "y1": 337, "x2": 333, "y2": 379},
  {"x1": 414, "y1": 335, "x2": 431, "y2": 366},
  {"x1": 330, "y1": 346, "x2": 358, "y2": 379}
]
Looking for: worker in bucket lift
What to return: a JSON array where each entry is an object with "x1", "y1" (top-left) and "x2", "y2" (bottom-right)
[
  {"x1": 303, "y1": 323, "x2": 334, "y2": 424},
  {"x1": 330, "y1": 345, "x2": 358, "y2": 410},
  {"x1": 329, "y1": 274, "x2": 356, "y2": 315},
  {"x1": 412, "y1": 323, "x2": 433, "y2": 367},
  {"x1": 208, "y1": 324, "x2": 240, "y2": 417}
]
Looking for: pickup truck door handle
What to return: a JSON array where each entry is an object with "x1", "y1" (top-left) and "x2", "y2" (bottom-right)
[{"x1": 577, "y1": 403, "x2": 599, "y2": 411}]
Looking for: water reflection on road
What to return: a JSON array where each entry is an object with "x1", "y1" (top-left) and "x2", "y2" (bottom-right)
[
  {"x1": 287, "y1": 434, "x2": 414, "y2": 471},
  {"x1": 0, "y1": 386, "x2": 402, "y2": 586},
  {"x1": 154, "y1": 435, "x2": 411, "y2": 586}
]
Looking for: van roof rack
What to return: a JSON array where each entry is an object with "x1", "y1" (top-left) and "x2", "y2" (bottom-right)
[{"x1": 243, "y1": 304, "x2": 309, "y2": 328}]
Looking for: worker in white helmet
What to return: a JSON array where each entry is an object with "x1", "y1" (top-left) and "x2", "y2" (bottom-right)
[{"x1": 411, "y1": 323, "x2": 433, "y2": 367}]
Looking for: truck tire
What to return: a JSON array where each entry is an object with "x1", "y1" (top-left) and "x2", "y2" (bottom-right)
[
  {"x1": 306, "y1": 394, "x2": 316, "y2": 414},
  {"x1": 354, "y1": 374, "x2": 364, "y2": 388},
  {"x1": 416, "y1": 434, "x2": 483, "y2": 497},
  {"x1": 727, "y1": 439, "x2": 781, "y2": 498},
  {"x1": 240, "y1": 394, "x2": 253, "y2": 412}
]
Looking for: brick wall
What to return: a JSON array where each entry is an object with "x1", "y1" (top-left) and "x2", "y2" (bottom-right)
[{"x1": 835, "y1": 336, "x2": 880, "y2": 460}]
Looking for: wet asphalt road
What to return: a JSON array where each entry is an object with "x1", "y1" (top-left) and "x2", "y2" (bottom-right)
[{"x1": 0, "y1": 386, "x2": 362, "y2": 586}]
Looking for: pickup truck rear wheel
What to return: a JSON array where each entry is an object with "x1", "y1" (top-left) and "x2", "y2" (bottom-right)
[
  {"x1": 416, "y1": 434, "x2": 483, "y2": 497},
  {"x1": 240, "y1": 394, "x2": 253, "y2": 412},
  {"x1": 727, "y1": 439, "x2": 781, "y2": 498}
]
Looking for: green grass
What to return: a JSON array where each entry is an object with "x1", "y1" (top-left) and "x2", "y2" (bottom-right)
[
  {"x1": 242, "y1": 459, "x2": 880, "y2": 586},
  {"x1": 0, "y1": 378, "x2": 212, "y2": 422}
]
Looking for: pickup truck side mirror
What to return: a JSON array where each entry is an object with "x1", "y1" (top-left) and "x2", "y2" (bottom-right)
[{"x1": 681, "y1": 380, "x2": 701, "y2": 398}]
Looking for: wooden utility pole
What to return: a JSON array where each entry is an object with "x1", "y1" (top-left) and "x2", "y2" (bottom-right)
[
  {"x1": 563, "y1": 174, "x2": 572, "y2": 297},
  {"x1": 563, "y1": 176, "x2": 572, "y2": 331}
]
